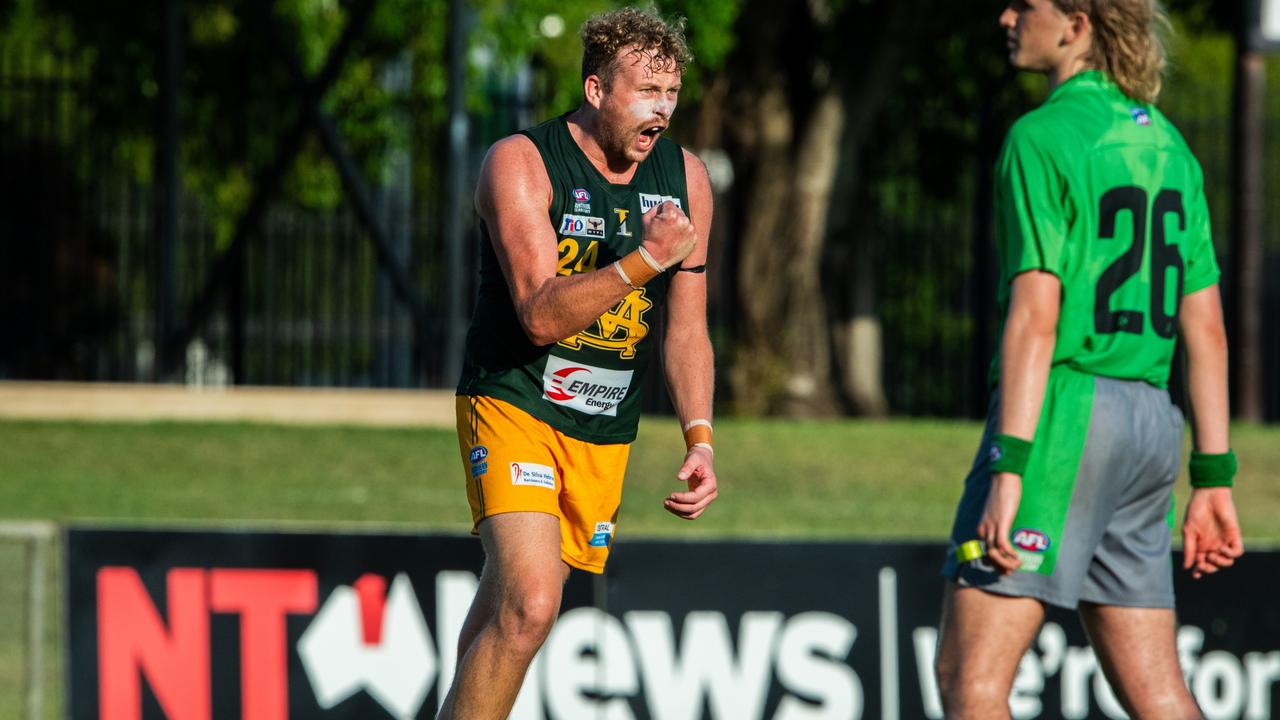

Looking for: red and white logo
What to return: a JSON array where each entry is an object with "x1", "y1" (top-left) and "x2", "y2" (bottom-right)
[
  {"x1": 510, "y1": 461, "x2": 556, "y2": 489},
  {"x1": 298, "y1": 573, "x2": 435, "y2": 719},
  {"x1": 542, "y1": 356, "x2": 633, "y2": 417},
  {"x1": 1012, "y1": 529, "x2": 1050, "y2": 553}
]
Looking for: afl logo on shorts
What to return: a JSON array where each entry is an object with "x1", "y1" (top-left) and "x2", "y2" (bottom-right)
[
  {"x1": 1012, "y1": 528, "x2": 1050, "y2": 553},
  {"x1": 469, "y1": 446, "x2": 488, "y2": 464}
]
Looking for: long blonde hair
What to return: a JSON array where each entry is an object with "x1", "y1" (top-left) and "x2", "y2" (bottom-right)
[{"x1": 1052, "y1": 0, "x2": 1171, "y2": 103}]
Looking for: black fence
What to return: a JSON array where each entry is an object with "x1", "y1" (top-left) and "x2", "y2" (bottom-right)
[{"x1": 2, "y1": 34, "x2": 1277, "y2": 419}]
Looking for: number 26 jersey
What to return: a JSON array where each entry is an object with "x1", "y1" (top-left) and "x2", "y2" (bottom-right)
[{"x1": 993, "y1": 70, "x2": 1221, "y2": 388}]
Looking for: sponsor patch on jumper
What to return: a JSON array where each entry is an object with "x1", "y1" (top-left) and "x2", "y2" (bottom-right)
[
  {"x1": 589, "y1": 521, "x2": 614, "y2": 547},
  {"x1": 542, "y1": 355, "x2": 633, "y2": 417},
  {"x1": 1130, "y1": 107, "x2": 1152, "y2": 126},
  {"x1": 1012, "y1": 528, "x2": 1050, "y2": 553},
  {"x1": 638, "y1": 193, "x2": 682, "y2": 212},
  {"x1": 559, "y1": 214, "x2": 606, "y2": 239},
  {"x1": 613, "y1": 208, "x2": 633, "y2": 237},
  {"x1": 510, "y1": 462, "x2": 555, "y2": 490}
]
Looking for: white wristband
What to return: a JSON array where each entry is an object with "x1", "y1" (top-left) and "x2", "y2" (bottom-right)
[
  {"x1": 690, "y1": 442, "x2": 714, "y2": 456},
  {"x1": 613, "y1": 260, "x2": 639, "y2": 290},
  {"x1": 637, "y1": 245, "x2": 666, "y2": 273},
  {"x1": 682, "y1": 418, "x2": 713, "y2": 432}
]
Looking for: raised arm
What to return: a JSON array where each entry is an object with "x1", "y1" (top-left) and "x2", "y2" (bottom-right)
[
  {"x1": 661, "y1": 149, "x2": 717, "y2": 520},
  {"x1": 476, "y1": 135, "x2": 632, "y2": 345},
  {"x1": 475, "y1": 135, "x2": 695, "y2": 346}
]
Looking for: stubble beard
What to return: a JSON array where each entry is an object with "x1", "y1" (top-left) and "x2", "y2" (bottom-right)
[{"x1": 597, "y1": 96, "x2": 648, "y2": 165}]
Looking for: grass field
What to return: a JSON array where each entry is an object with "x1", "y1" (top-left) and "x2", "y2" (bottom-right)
[{"x1": 2, "y1": 416, "x2": 1278, "y2": 717}]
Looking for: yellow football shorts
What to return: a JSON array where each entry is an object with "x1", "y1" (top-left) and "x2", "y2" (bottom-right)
[{"x1": 455, "y1": 395, "x2": 630, "y2": 573}]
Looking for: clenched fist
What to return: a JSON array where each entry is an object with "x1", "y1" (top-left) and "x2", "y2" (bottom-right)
[{"x1": 640, "y1": 201, "x2": 697, "y2": 270}]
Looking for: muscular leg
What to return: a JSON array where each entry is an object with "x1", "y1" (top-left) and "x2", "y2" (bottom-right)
[
  {"x1": 1078, "y1": 603, "x2": 1201, "y2": 719},
  {"x1": 437, "y1": 512, "x2": 569, "y2": 720},
  {"x1": 936, "y1": 583, "x2": 1045, "y2": 720}
]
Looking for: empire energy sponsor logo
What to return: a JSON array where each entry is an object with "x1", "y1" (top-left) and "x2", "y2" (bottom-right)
[
  {"x1": 559, "y1": 213, "x2": 605, "y2": 239},
  {"x1": 541, "y1": 355, "x2": 634, "y2": 417},
  {"x1": 638, "y1": 193, "x2": 682, "y2": 212}
]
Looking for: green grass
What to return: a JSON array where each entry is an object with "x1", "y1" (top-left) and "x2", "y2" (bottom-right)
[{"x1": 2, "y1": 416, "x2": 1279, "y2": 717}]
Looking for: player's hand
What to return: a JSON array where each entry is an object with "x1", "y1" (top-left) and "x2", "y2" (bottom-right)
[
  {"x1": 664, "y1": 446, "x2": 717, "y2": 520},
  {"x1": 977, "y1": 471, "x2": 1023, "y2": 574},
  {"x1": 1182, "y1": 487, "x2": 1244, "y2": 580},
  {"x1": 641, "y1": 201, "x2": 696, "y2": 270}
]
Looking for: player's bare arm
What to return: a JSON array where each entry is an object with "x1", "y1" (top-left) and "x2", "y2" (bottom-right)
[
  {"x1": 475, "y1": 134, "x2": 695, "y2": 346},
  {"x1": 662, "y1": 149, "x2": 717, "y2": 520},
  {"x1": 1178, "y1": 283, "x2": 1244, "y2": 579},
  {"x1": 981, "y1": 269, "x2": 1061, "y2": 573}
]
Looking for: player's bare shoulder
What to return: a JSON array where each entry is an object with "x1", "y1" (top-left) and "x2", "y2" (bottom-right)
[
  {"x1": 475, "y1": 133, "x2": 551, "y2": 220},
  {"x1": 680, "y1": 147, "x2": 713, "y2": 236}
]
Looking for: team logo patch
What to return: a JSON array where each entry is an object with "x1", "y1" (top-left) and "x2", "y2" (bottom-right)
[
  {"x1": 988, "y1": 445, "x2": 1004, "y2": 463},
  {"x1": 572, "y1": 187, "x2": 592, "y2": 213},
  {"x1": 559, "y1": 214, "x2": 606, "y2": 239},
  {"x1": 589, "y1": 521, "x2": 614, "y2": 548},
  {"x1": 638, "y1": 193, "x2": 682, "y2": 212},
  {"x1": 613, "y1": 208, "x2": 632, "y2": 237},
  {"x1": 1130, "y1": 107, "x2": 1151, "y2": 126},
  {"x1": 510, "y1": 462, "x2": 555, "y2": 490},
  {"x1": 1012, "y1": 528, "x2": 1050, "y2": 553},
  {"x1": 541, "y1": 356, "x2": 633, "y2": 417}
]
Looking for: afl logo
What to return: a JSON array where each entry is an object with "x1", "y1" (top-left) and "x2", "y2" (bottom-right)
[
  {"x1": 1012, "y1": 528, "x2": 1050, "y2": 553},
  {"x1": 572, "y1": 188, "x2": 591, "y2": 202},
  {"x1": 469, "y1": 446, "x2": 489, "y2": 464}
]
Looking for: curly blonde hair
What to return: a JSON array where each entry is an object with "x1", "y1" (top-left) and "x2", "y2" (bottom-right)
[
  {"x1": 1052, "y1": 0, "x2": 1171, "y2": 104},
  {"x1": 580, "y1": 7, "x2": 692, "y2": 89}
]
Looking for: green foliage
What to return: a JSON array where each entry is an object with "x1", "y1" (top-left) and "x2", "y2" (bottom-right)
[{"x1": 7, "y1": 0, "x2": 741, "y2": 246}]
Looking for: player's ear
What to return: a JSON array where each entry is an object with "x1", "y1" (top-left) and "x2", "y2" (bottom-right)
[
  {"x1": 1062, "y1": 10, "x2": 1091, "y2": 46},
  {"x1": 584, "y1": 74, "x2": 606, "y2": 110}
]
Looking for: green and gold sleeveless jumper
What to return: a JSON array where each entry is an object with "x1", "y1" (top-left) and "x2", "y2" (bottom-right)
[{"x1": 457, "y1": 113, "x2": 689, "y2": 444}]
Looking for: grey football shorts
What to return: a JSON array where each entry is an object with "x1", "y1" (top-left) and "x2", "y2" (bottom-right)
[{"x1": 942, "y1": 373, "x2": 1184, "y2": 609}]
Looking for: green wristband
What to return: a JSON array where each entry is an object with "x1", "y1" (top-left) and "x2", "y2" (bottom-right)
[
  {"x1": 1189, "y1": 450, "x2": 1237, "y2": 488},
  {"x1": 990, "y1": 433, "x2": 1033, "y2": 476}
]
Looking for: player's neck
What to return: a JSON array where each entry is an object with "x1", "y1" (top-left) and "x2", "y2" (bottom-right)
[
  {"x1": 1045, "y1": 55, "x2": 1092, "y2": 94},
  {"x1": 566, "y1": 106, "x2": 639, "y2": 184}
]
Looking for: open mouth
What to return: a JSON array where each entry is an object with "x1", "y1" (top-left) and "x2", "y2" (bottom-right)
[{"x1": 637, "y1": 124, "x2": 665, "y2": 149}]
